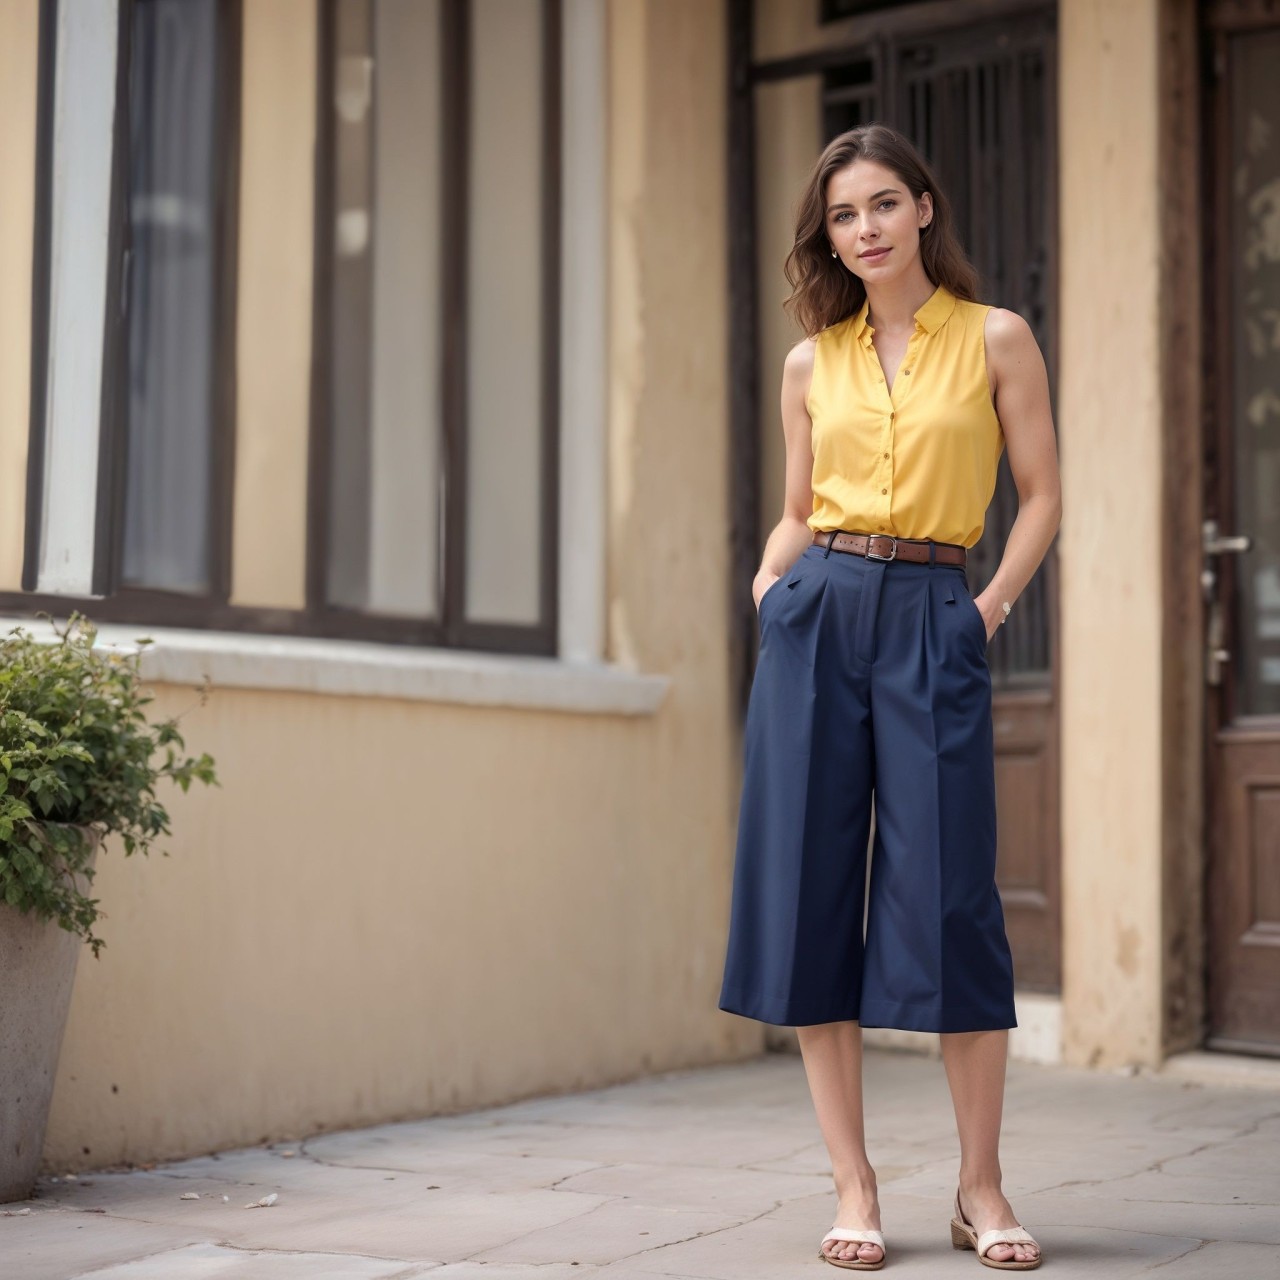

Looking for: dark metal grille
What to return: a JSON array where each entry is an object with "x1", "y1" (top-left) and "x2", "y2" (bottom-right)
[
  {"x1": 821, "y1": 8, "x2": 1058, "y2": 687},
  {"x1": 822, "y1": 0, "x2": 924, "y2": 22}
]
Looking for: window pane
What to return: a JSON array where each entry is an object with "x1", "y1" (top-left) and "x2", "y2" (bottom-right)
[
  {"x1": 121, "y1": 0, "x2": 218, "y2": 593},
  {"x1": 327, "y1": 0, "x2": 444, "y2": 620},
  {"x1": 326, "y1": 0, "x2": 375, "y2": 611},
  {"x1": 464, "y1": 0, "x2": 545, "y2": 626},
  {"x1": 1230, "y1": 28, "x2": 1280, "y2": 716},
  {"x1": 369, "y1": 0, "x2": 444, "y2": 617}
]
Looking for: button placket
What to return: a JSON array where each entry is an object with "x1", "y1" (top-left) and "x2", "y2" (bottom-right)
[
  {"x1": 865, "y1": 318, "x2": 929, "y2": 531},
  {"x1": 868, "y1": 332, "x2": 896, "y2": 527}
]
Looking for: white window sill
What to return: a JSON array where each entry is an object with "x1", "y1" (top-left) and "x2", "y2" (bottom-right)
[{"x1": 0, "y1": 616, "x2": 671, "y2": 717}]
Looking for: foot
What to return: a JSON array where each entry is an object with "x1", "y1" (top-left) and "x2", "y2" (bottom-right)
[
  {"x1": 957, "y1": 1181, "x2": 1040, "y2": 1266},
  {"x1": 823, "y1": 1180, "x2": 884, "y2": 1266}
]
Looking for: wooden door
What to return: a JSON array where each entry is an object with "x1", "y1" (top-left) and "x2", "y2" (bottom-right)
[{"x1": 1203, "y1": 1, "x2": 1280, "y2": 1053}]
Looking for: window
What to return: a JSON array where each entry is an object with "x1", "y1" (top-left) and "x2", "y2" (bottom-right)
[
  {"x1": 11, "y1": 0, "x2": 239, "y2": 620},
  {"x1": 312, "y1": 0, "x2": 562, "y2": 655},
  {"x1": 7, "y1": 0, "x2": 607, "y2": 667},
  {"x1": 119, "y1": 0, "x2": 238, "y2": 599}
]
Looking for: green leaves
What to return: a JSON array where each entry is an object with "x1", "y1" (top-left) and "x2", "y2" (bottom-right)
[{"x1": 0, "y1": 610, "x2": 219, "y2": 957}]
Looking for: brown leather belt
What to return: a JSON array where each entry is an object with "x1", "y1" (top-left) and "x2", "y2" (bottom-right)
[{"x1": 811, "y1": 529, "x2": 967, "y2": 566}]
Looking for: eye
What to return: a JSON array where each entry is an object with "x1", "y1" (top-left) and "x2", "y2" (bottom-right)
[{"x1": 878, "y1": 199, "x2": 896, "y2": 210}]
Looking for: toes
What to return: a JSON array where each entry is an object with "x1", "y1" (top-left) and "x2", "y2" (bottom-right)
[{"x1": 825, "y1": 1241, "x2": 883, "y2": 1263}]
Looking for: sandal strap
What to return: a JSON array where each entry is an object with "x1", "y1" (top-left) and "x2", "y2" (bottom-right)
[
  {"x1": 822, "y1": 1228, "x2": 885, "y2": 1249},
  {"x1": 977, "y1": 1226, "x2": 1038, "y2": 1257}
]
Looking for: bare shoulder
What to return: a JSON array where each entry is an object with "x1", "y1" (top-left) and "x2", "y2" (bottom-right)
[
  {"x1": 782, "y1": 333, "x2": 818, "y2": 399},
  {"x1": 983, "y1": 306, "x2": 1042, "y2": 370},
  {"x1": 783, "y1": 333, "x2": 818, "y2": 379}
]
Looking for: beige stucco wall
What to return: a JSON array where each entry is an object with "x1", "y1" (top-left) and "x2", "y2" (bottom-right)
[
  {"x1": 230, "y1": 0, "x2": 315, "y2": 610},
  {"x1": 0, "y1": 0, "x2": 39, "y2": 590},
  {"x1": 1058, "y1": 0, "x2": 1165, "y2": 1068},
  {"x1": 35, "y1": 0, "x2": 749, "y2": 1172}
]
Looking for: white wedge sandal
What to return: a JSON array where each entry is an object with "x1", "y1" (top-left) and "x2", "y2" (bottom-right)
[
  {"x1": 950, "y1": 1186, "x2": 1042, "y2": 1270},
  {"x1": 818, "y1": 1225, "x2": 887, "y2": 1270}
]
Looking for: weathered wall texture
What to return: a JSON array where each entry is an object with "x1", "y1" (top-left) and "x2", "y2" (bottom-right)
[
  {"x1": 0, "y1": 0, "x2": 751, "y2": 1172},
  {"x1": 230, "y1": 0, "x2": 316, "y2": 610},
  {"x1": 1058, "y1": 0, "x2": 1166, "y2": 1068}
]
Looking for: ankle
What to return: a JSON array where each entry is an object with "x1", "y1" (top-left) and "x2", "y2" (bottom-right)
[
  {"x1": 833, "y1": 1165, "x2": 878, "y2": 1198},
  {"x1": 958, "y1": 1169, "x2": 1004, "y2": 1196}
]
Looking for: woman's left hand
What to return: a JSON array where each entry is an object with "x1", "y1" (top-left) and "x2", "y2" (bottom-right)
[{"x1": 974, "y1": 594, "x2": 999, "y2": 642}]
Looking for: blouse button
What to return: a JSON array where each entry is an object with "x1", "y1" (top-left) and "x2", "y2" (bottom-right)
[{"x1": 881, "y1": 487, "x2": 887, "y2": 495}]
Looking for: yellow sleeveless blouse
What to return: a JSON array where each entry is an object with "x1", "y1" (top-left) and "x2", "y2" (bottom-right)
[{"x1": 805, "y1": 282, "x2": 1004, "y2": 548}]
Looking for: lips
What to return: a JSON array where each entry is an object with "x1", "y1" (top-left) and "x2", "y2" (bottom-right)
[{"x1": 859, "y1": 247, "x2": 891, "y2": 260}]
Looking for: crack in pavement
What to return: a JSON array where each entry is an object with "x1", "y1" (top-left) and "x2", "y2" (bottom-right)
[
  {"x1": 588, "y1": 1195, "x2": 792, "y2": 1267},
  {"x1": 1141, "y1": 1237, "x2": 1217, "y2": 1271},
  {"x1": 1147, "y1": 1110, "x2": 1280, "y2": 1175},
  {"x1": 456, "y1": 1194, "x2": 625, "y2": 1264},
  {"x1": 1014, "y1": 1110, "x2": 1280, "y2": 1203},
  {"x1": 458, "y1": 1187, "x2": 812, "y2": 1269},
  {"x1": 211, "y1": 1238, "x2": 438, "y2": 1268}
]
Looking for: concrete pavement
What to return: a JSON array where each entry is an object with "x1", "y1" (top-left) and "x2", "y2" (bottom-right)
[{"x1": 3, "y1": 1048, "x2": 1278, "y2": 1279}]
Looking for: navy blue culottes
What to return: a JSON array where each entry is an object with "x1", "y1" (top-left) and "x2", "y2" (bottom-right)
[{"x1": 718, "y1": 542, "x2": 1018, "y2": 1032}]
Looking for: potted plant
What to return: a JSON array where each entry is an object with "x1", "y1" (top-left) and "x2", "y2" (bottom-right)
[{"x1": 0, "y1": 610, "x2": 218, "y2": 1203}]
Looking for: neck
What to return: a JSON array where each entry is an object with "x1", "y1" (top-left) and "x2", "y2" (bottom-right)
[{"x1": 864, "y1": 271, "x2": 938, "y2": 332}]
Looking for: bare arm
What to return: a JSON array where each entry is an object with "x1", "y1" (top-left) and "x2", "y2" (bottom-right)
[
  {"x1": 753, "y1": 337, "x2": 819, "y2": 610},
  {"x1": 976, "y1": 308, "x2": 1063, "y2": 638}
]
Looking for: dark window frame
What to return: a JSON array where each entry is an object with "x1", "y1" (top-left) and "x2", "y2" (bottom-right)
[
  {"x1": 6, "y1": 0, "x2": 566, "y2": 660},
  {"x1": 5, "y1": 0, "x2": 244, "y2": 630},
  {"x1": 821, "y1": 0, "x2": 925, "y2": 24},
  {"x1": 307, "y1": 0, "x2": 563, "y2": 657}
]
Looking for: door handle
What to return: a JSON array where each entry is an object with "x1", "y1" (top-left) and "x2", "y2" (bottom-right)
[
  {"x1": 1203, "y1": 518, "x2": 1252, "y2": 557},
  {"x1": 1201, "y1": 518, "x2": 1253, "y2": 602},
  {"x1": 1201, "y1": 519, "x2": 1253, "y2": 685}
]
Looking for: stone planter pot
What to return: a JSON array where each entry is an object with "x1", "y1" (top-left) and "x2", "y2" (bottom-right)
[{"x1": 0, "y1": 824, "x2": 101, "y2": 1203}]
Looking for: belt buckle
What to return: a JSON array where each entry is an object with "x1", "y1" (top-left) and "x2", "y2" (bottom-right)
[{"x1": 864, "y1": 533, "x2": 898, "y2": 562}]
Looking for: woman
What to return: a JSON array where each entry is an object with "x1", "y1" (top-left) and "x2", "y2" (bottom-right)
[{"x1": 718, "y1": 124, "x2": 1060, "y2": 1272}]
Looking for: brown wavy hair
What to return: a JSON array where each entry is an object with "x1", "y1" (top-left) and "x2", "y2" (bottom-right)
[{"x1": 783, "y1": 123, "x2": 980, "y2": 337}]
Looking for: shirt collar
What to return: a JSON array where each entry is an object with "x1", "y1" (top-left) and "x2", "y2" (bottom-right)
[{"x1": 851, "y1": 282, "x2": 956, "y2": 347}]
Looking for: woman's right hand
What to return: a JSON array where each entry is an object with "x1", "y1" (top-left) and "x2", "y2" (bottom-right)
[
  {"x1": 753, "y1": 570, "x2": 782, "y2": 613},
  {"x1": 754, "y1": 336, "x2": 818, "y2": 615}
]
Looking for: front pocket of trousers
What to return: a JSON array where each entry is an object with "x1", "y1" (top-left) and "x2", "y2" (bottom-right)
[
  {"x1": 758, "y1": 559, "x2": 814, "y2": 624},
  {"x1": 960, "y1": 588, "x2": 987, "y2": 647},
  {"x1": 757, "y1": 575, "x2": 786, "y2": 620}
]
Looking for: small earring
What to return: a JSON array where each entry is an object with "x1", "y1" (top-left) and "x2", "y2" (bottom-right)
[{"x1": 831, "y1": 249, "x2": 838, "y2": 258}]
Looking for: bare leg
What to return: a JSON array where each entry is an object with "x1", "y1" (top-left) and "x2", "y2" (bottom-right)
[
  {"x1": 939, "y1": 1029, "x2": 1040, "y2": 1264},
  {"x1": 796, "y1": 1021, "x2": 883, "y2": 1266}
]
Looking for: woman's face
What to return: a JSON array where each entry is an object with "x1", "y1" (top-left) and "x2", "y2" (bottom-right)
[{"x1": 824, "y1": 159, "x2": 932, "y2": 282}]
